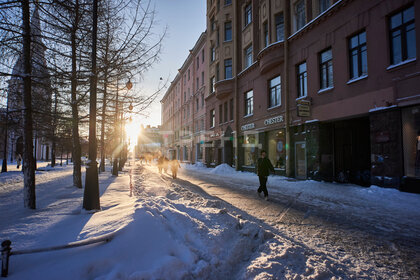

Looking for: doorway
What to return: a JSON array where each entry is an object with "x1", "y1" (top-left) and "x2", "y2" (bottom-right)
[{"x1": 295, "y1": 141, "x2": 307, "y2": 179}]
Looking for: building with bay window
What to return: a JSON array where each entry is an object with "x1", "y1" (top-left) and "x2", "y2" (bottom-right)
[{"x1": 163, "y1": 0, "x2": 420, "y2": 192}]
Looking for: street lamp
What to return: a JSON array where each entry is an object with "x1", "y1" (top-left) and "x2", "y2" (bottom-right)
[{"x1": 112, "y1": 79, "x2": 132, "y2": 176}]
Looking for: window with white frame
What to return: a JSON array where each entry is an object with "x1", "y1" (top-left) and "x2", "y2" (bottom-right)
[
  {"x1": 269, "y1": 76, "x2": 281, "y2": 108},
  {"x1": 349, "y1": 30, "x2": 368, "y2": 79},
  {"x1": 244, "y1": 3, "x2": 252, "y2": 26},
  {"x1": 295, "y1": 0, "x2": 306, "y2": 31},
  {"x1": 224, "y1": 58, "x2": 232, "y2": 79},
  {"x1": 210, "y1": 109, "x2": 215, "y2": 128},
  {"x1": 244, "y1": 45, "x2": 252, "y2": 68},
  {"x1": 320, "y1": 48, "x2": 333, "y2": 89},
  {"x1": 224, "y1": 21, "x2": 232, "y2": 41},
  {"x1": 297, "y1": 62, "x2": 307, "y2": 97},
  {"x1": 275, "y1": 13, "x2": 284, "y2": 41},
  {"x1": 389, "y1": 5, "x2": 416, "y2": 65},
  {"x1": 244, "y1": 90, "x2": 253, "y2": 116}
]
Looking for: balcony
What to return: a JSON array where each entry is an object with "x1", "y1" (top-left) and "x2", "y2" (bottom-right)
[
  {"x1": 257, "y1": 41, "x2": 284, "y2": 74},
  {"x1": 214, "y1": 78, "x2": 234, "y2": 100}
]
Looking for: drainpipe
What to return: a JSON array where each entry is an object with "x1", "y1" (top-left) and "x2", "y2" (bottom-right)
[
  {"x1": 284, "y1": 0, "x2": 292, "y2": 177},
  {"x1": 233, "y1": 0, "x2": 239, "y2": 170}
]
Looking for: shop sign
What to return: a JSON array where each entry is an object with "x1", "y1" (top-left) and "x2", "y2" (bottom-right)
[
  {"x1": 297, "y1": 104, "x2": 311, "y2": 117},
  {"x1": 264, "y1": 115, "x2": 284, "y2": 126},
  {"x1": 241, "y1": 123, "x2": 255, "y2": 131},
  {"x1": 296, "y1": 99, "x2": 311, "y2": 106}
]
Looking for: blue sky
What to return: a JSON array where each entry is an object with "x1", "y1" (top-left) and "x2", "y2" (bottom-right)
[{"x1": 139, "y1": 0, "x2": 206, "y2": 127}]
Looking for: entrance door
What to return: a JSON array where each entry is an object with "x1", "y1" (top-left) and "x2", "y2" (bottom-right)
[{"x1": 295, "y1": 141, "x2": 307, "y2": 179}]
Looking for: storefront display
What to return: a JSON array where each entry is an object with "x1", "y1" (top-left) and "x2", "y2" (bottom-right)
[
  {"x1": 267, "y1": 130, "x2": 285, "y2": 169},
  {"x1": 243, "y1": 133, "x2": 258, "y2": 166}
]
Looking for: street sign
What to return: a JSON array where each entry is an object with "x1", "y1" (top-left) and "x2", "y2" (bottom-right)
[{"x1": 297, "y1": 104, "x2": 311, "y2": 117}]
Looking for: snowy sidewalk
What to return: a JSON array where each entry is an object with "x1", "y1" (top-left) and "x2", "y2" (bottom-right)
[{"x1": 1, "y1": 162, "x2": 419, "y2": 279}]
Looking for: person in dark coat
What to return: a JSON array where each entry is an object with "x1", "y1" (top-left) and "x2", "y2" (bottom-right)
[{"x1": 256, "y1": 150, "x2": 274, "y2": 200}]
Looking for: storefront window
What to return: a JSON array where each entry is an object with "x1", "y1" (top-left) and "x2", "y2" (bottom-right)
[
  {"x1": 267, "y1": 130, "x2": 285, "y2": 169},
  {"x1": 243, "y1": 133, "x2": 258, "y2": 166},
  {"x1": 402, "y1": 106, "x2": 420, "y2": 178}
]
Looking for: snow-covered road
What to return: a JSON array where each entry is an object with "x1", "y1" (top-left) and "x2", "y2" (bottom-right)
[
  {"x1": 1, "y1": 161, "x2": 419, "y2": 279},
  {"x1": 136, "y1": 163, "x2": 420, "y2": 279}
]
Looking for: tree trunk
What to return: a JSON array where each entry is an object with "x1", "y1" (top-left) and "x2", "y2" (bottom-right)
[
  {"x1": 99, "y1": 69, "x2": 109, "y2": 173},
  {"x1": 83, "y1": 0, "x2": 100, "y2": 210},
  {"x1": 71, "y1": 0, "x2": 82, "y2": 188},
  {"x1": 22, "y1": 0, "x2": 36, "y2": 209}
]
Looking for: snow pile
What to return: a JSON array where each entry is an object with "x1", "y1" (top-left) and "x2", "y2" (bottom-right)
[
  {"x1": 1, "y1": 161, "x2": 419, "y2": 279},
  {"x1": 210, "y1": 163, "x2": 237, "y2": 175}
]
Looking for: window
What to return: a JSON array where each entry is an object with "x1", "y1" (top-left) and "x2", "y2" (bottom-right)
[
  {"x1": 211, "y1": 16, "x2": 216, "y2": 31},
  {"x1": 196, "y1": 98, "x2": 199, "y2": 112},
  {"x1": 184, "y1": 91, "x2": 186, "y2": 102},
  {"x1": 201, "y1": 71, "x2": 204, "y2": 85},
  {"x1": 201, "y1": 94, "x2": 204, "y2": 108},
  {"x1": 275, "y1": 13, "x2": 284, "y2": 42},
  {"x1": 263, "y1": 22, "x2": 269, "y2": 47},
  {"x1": 219, "y1": 104, "x2": 223, "y2": 124},
  {"x1": 295, "y1": 0, "x2": 306, "y2": 31},
  {"x1": 196, "y1": 77, "x2": 199, "y2": 90},
  {"x1": 188, "y1": 69, "x2": 190, "y2": 80},
  {"x1": 210, "y1": 76, "x2": 215, "y2": 93},
  {"x1": 210, "y1": 109, "x2": 215, "y2": 128},
  {"x1": 269, "y1": 76, "x2": 281, "y2": 107},
  {"x1": 229, "y1": 98, "x2": 234, "y2": 121},
  {"x1": 320, "y1": 48, "x2": 333, "y2": 89},
  {"x1": 297, "y1": 62, "x2": 308, "y2": 97},
  {"x1": 201, "y1": 119, "x2": 204, "y2": 131},
  {"x1": 244, "y1": 90, "x2": 253, "y2": 116},
  {"x1": 244, "y1": 45, "x2": 252, "y2": 68},
  {"x1": 224, "y1": 58, "x2": 232, "y2": 79},
  {"x1": 244, "y1": 3, "x2": 252, "y2": 26},
  {"x1": 202, "y1": 49, "x2": 204, "y2": 62},
  {"x1": 319, "y1": 0, "x2": 330, "y2": 13},
  {"x1": 211, "y1": 46, "x2": 215, "y2": 62},
  {"x1": 389, "y1": 6, "x2": 416, "y2": 65},
  {"x1": 349, "y1": 31, "x2": 368, "y2": 79},
  {"x1": 225, "y1": 0, "x2": 231, "y2": 5},
  {"x1": 196, "y1": 57, "x2": 199, "y2": 68},
  {"x1": 216, "y1": 63, "x2": 220, "y2": 81},
  {"x1": 224, "y1": 21, "x2": 232, "y2": 41},
  {"x1": 224, "y1": 102, "x2": 228, "y2": 122}
]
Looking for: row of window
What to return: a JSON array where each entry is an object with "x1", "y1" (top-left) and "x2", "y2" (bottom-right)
[
  {"x1": 209, "y1": 98, "x2": 234, "y2": 128},
  {"x1": 297, "y1": 5, "x2": 416, "y2": 97}
]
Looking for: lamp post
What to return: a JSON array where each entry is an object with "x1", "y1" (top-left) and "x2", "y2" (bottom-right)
[{"x1": 112, "y1": 79, "x2": 132, "y2": 176}]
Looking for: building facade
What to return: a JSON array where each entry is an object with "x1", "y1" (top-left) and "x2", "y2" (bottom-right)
[
  {"x1": 161, "y1": 33, "x2": 208, "y2": 162},
  {"x1": 163, "y1": 0, "x2": 420, "y2": 192}
]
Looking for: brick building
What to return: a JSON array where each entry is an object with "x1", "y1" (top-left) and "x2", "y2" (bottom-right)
[
  {"x1": 161, "y1": 33, "x2": 207, "y2": 162},
  {"x1": 163, "y1": 0, "x2": 420, "y2": 191}
]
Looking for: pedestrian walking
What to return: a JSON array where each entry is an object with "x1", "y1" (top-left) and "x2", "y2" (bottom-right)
[
  {"x1": 256, "y1": 150, "x2": 274, "y2": 200},
  {"x1": 157, "y1": 155, "x2": 164, "y2": 174},
  {"x1": 16, "y1": 153, "x2": 22, "y2": 169},
  {"x1": 170, "y1": 159, "x2": 181, "y2": 179}
]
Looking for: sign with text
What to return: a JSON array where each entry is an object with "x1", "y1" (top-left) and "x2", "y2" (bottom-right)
[
  {"x1": 241, "y1": 123, "x2": 255, "y2": 131},
  {"x1": 297, "y1": 104, "x2": 311, "y2": 117},
  {"x1": 264, "y1": 115, "x2": 284, "y2": 126}
]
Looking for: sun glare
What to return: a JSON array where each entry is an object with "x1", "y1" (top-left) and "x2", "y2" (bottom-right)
[{"x1": 125, "y1": 119, "x2": 140, "y2": 151}]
